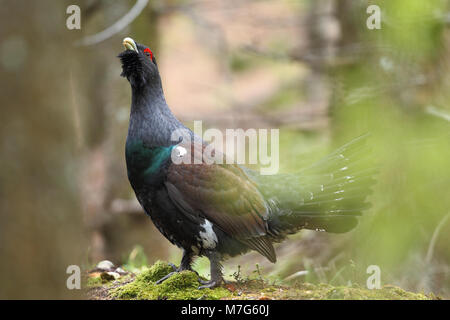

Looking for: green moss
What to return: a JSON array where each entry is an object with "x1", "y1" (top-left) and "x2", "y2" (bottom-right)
[
  {"x1": 326, "y1": 285, "x2": 422, "y2": 300},
  {"x1": 111, "y1": 278, "x2": 157, "y2": 300},
  {"x1": 137, "y1": 260, "x2": 175, "y2": 282},
  {"x1": 157, "y1": 271, "x2": 231, "y2": 300},
  {"x1": 110, "y1": 261, "x2": 232, "y2": 300},
  {"x1": 86, "y1": 276, "x2": 103, "y2": 288},
  {"x1": 287, "y1": 283, "x2": 430, "y2": 300},
  {"x1": 233, "y1": 281, "x2": 432, "y2": 300}
]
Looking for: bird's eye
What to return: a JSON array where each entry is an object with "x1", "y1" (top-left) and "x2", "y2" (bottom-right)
[{"x1": 143, "y1": 48, "x2": 153, "y2": 60}]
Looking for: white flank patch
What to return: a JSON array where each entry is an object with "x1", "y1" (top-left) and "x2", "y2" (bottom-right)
[{"x1": 199, "y1": 219, "x2": 218, "y2": 249}]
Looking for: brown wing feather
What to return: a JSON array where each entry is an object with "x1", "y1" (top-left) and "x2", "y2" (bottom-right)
[{"x1": 166, "y1": 142, "x2": 276, "y2": 262}]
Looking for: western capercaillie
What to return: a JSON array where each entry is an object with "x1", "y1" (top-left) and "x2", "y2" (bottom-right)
[{"x1": 118, "y1": 37, "x2": 376, "y2": 288}]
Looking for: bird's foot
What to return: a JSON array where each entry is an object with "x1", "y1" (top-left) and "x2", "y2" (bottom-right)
[
  {"x1": 155, "y1": 271, "x2": 178, "y2": 284},
  {"x1": 168, "y1": 263, "x2": 177, "y2": 271},
  {"x1": 155, "y1": 264, "x2": 199, "y2": 285},
  {"x1": 198, "y1": 277, "x2": 225, "y2": 289}
]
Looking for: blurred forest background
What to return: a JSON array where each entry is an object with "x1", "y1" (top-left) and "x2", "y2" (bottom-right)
[{"x1": 0, "y1": 0, "x2": 449, "y2": 299}]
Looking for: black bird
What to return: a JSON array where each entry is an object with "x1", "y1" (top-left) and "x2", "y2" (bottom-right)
[{"x1": 118, "y1": 37, "x2": 375, "y2": 288}]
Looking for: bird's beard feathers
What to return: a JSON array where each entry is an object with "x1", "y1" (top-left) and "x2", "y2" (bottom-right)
[{"x1": 118, "y1": 50, "x2": 147, "y2": 87}]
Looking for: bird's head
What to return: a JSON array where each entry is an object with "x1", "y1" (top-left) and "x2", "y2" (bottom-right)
[{"x1": 118, "y1": 37, "x2": 160, "y2": 89}]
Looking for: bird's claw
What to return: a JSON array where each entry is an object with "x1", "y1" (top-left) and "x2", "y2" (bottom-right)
[
  {"x1": 155, "y1": 264, "x2": 200, "y2": 285},
  {"x1": 198, "y1": 280, "x2": 220, "y2": 289},
  {"x1": 168, "y1": 263, "x2": 178, "y2": 271},
  {"x1": 155, "y1": 271, "x2": 178, "y2": 284},
  {"x1": 197, "y1": 277, "x2": 225, "y2": 289}
]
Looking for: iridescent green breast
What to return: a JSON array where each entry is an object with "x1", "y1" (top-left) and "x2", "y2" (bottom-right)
[{"x1": 125, "y1": 139, "x2": 174, "y2": 181}]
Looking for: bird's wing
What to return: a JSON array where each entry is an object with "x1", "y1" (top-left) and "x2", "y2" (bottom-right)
[{"x1": 165, "y1": 142, "x2": 276, "y2": 262}]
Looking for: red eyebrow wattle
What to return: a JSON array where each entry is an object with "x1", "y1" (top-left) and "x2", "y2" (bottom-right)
[{"x1": 143, "y1": 48, "x2": 153, "y2": 60}]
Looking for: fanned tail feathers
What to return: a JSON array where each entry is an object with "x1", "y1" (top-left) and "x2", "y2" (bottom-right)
[{"x1": 251, "y1": 134, "x2": 377, "y2": 235}]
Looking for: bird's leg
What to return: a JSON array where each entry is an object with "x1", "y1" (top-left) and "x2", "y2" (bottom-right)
[
  {"x1": 198, "y1": 251, "x2": 224, "y2": 289},
  {"x1": 179, "y1": 249, "x2": 195, "y2": 271},
  {"x1": 156, "y1": 250, "x2": 195, "y2": 284}
]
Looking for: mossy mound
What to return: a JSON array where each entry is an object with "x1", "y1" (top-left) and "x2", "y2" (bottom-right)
[
  {"x1": 88, "y1": 260, "x2": 433, "y2": 300},
  {"x1": 135, "y1": 260, "x2": 174, "y2": 283},
  {"x1": 110, "y1": 261, "x2": 231, "y2": 300},
  {"x1": 86, "y1": 276, "x2": 104, "y2": 288},
  {"x1": 320, "y1": 284, "x2": 429, "y2": 300},
  {"x1": 241, "y1": 282, "x2": 431, "y2": 300}
]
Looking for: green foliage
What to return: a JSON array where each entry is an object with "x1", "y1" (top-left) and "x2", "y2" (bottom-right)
[
  {"x1": 229, "y1": 53, "x2": 256, "y2": 73},
  {"x1": 260, "y1": 85, "x2": 303, "y2": 112},
  {"x1": 123, "y1": 245, "x2": 149, "y2": 273}
]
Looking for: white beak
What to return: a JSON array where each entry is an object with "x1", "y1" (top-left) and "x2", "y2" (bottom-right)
[{"x1": 123, "y1": 37, "x2": 138, "y2": 52}]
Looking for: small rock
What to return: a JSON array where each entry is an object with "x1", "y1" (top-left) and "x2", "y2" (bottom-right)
[
  {"x1": 96, "y1": 260, "x2": 115, "y2": 271},
  {"x1": 114, "y1": 267, "x2": 127, "y2": 275},
  {"x1": 107, "y1": 272, "x2": 121, "y2": 280}
]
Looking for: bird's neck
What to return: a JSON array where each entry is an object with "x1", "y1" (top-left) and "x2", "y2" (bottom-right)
[
  {"x1": 125, "y1": 86, "x2": 182, "y2": 186},
  {"x1": 127, "y1": 85, "x2": 185, "y2": 148}
]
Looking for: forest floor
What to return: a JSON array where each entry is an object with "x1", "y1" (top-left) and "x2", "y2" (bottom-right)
[{"x1": 86, "y1": 261, "x2": 436, "y2": 300}]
